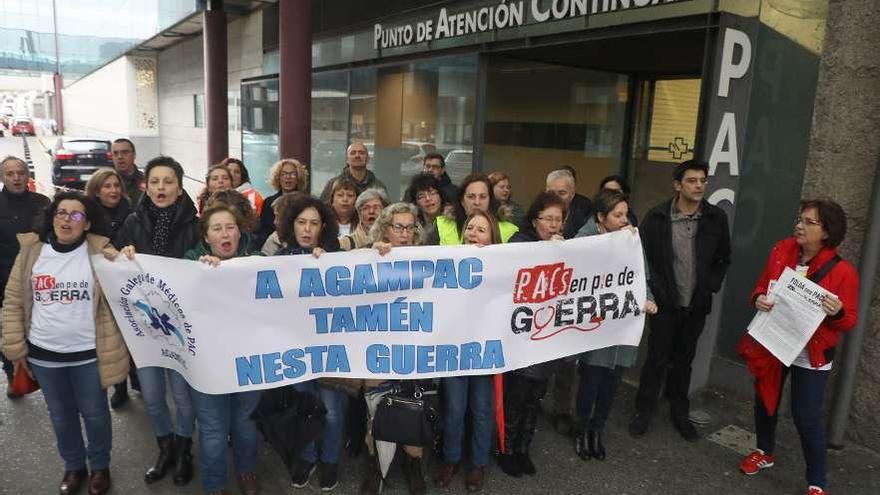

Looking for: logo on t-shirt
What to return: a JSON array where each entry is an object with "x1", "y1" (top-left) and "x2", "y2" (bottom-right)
[{"x1": 32, "y1": 273, "x2": 91, "y2": 305}]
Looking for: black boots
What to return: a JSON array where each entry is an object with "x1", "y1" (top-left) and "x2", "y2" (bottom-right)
[
  {"x1": 144, "y1": 434, "x2": 174, "y2": 484},
  {"x1": 172, "y1": 435, "x2": 194, "y2": 485},
  {"x1": 402, "y1": 454, "x2": 426, "y2": 495},
  {"x1": 575, "y1": 431, "x2": 589, "y2": 460},
  {"x1": 575, "y1": 430, "x2": 607, "y2": 460},
  {"x1": 109, "y1": 381, "x2": 129, "y2": 409},
  {"x1": 143, "y1": 434, "x2": 193, "y2": 485},
  {"x1": 588, "y1": 430, "x2": 606, "y2": 460}
]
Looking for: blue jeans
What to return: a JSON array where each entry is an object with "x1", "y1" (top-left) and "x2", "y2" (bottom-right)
[
  {"x1": 755, "y1": 366, "x2": 830, "y2": 489},
  {"x1": 137, "y1": 366, "x2": 195, "y2": 437},
  {"x1": 190, "y1": 389, "x2": 262, "y2": 491},
  {"x1": 441, "y1": 375, "x2": 494, "y2": 467},
  {"x1": 30, "y1": 361, "x2": 112, "y2": 471},
  {"x1": 576, "y1": 364, "x2": 625, "y2": 432},
  {"x1": 294, "y1": 381, "x2": 347, "y2": 465}
]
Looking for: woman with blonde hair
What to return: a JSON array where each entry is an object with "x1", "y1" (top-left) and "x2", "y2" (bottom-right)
[
  {"x1": 84, "y1": 168, "x2": 138, "y2": 408},
  {"x1": 258, "y1": 158, "x2": 309, "y2": 244},
  {"x1": 360, "y1": 202, "x2": 429, "y2": 495}
]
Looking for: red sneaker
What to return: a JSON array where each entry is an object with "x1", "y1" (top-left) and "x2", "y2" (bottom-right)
[
  {"x1": 807, "y1": 486, "x2": 827, "y2": 495},
  {"x1": 740, "y1": 450, "x2": 775, "y2": 475}
]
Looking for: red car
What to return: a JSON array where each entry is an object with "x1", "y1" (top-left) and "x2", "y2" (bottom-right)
[{"x1": 11, "y1": 117, "x2": 35, "y2": 136}]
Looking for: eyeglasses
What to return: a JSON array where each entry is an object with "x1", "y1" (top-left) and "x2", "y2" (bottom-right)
[
  {"x1": 416, "y1": 190, "x2": 439, "y2": 202},
  {"x1": 280, "y1": 172, "x2": 298, "y2": 178},
  {"x1": 795, "y1": 216, "x2": 822, "y2": 227},
  {"x1": 390, "y1": 223, "x2": 416, "y2": 233},
  {"x1": 55, "y1": 209, "x2": 86, "y2": 223},
  {"x1": 536, "y1": 215, "x2": 563, "y2": 224}
]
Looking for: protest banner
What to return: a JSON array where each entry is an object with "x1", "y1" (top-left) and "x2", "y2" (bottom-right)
[{"x1": 92, "y1": 231, "x2": 647, "y2": 394}]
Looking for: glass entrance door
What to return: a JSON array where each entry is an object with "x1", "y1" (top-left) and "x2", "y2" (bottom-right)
[{"x1": 629, "y1": 78, "x2": 702, "y2": 221}]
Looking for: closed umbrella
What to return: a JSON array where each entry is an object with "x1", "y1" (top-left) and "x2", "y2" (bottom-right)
[
  {"x1": 364, "y1": 387, "x2": 397, "y2": 478},
  {"x1": 494, "y1": 374, "x2": 506, "y2": 453}
]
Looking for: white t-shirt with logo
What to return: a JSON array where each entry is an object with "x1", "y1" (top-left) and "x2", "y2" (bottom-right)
[{"x1": 28, "y1": 242, "x2": 96, "y2": 355}]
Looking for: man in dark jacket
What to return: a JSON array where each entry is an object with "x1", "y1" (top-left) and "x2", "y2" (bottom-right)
[
  {"x1": 319, "y1": 142, "x2": 387, "y2": 202},
  {"x1": 111, "y1": 138, "x2": 146, "y2": 206},
  {"x1": 0, "y1": 155, "x2": 50, "y2": 397},
  {"x1": 402, "y1": 153, "x2": 458, "y2": 203},
  {"x1": 629, "y1": 160, "x2": 731, "y2": 441}
]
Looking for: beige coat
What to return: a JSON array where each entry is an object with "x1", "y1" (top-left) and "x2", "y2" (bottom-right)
[{"x1": 1, "y1": 233, "x2": 130, "y2": 388}]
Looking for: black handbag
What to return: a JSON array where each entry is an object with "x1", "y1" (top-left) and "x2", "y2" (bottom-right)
[{"x1": 372, "y1": 382, "x2": 438, "y2": 447}]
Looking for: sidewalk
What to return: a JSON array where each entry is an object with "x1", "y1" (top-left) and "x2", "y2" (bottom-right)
[{"x1": 1, "y1": 380, "x2": 877, "y2": 494}]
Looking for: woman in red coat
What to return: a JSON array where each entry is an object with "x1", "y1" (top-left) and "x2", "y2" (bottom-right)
[{"x1": 738, "y1": 199, "x2": 859, "y2": 495}]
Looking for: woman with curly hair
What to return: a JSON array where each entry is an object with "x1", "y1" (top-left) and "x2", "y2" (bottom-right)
[{"x1": 258, "y1": 158, "x2": 309, "y2": 244}]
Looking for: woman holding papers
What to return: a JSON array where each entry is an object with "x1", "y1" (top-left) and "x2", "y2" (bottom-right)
[
  {"x1": 117, "y1": 156, "x2": 200, "y2": 487},
  {"x1": 738, "y1": 199, "x2": 859, "y2": 495},
  {"x1": 573, "y1": 189, "x2": 657, "y2": 461},
  {"x1": 1, "y1": 191, "x2": 128, "y2": 495},
  {"x1": 184, "y1": 204, "x2": 261, "y2": 495}
]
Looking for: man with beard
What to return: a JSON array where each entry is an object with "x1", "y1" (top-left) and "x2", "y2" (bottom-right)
[{"x1": 320, "y1": 142, "x2": 387, "y2": 202}]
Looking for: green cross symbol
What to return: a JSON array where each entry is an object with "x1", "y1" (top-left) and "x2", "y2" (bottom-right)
[{"x1": 668, "y1": 137, "x2": 691, "y2": 159}]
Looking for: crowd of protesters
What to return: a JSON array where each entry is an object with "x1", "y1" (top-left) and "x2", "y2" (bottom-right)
[{"x1": 0, "y1": 139, "x2": 860, "y2": 495}]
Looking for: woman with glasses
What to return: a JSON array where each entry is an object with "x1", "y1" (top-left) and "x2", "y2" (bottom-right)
[
  {"x1": 737, "y1": 199, "x2": 859, "y2": 495},
  {"x1": 258, "y1": 158, "x2": 309, "y2": 245},
  {"x1": 359, "y1": 202, "x2": 429, "y2": 495},
  {"x1": 2, "y1": 191, "x2": 128, "y2": 495},
  {"x1": 424, "y1": 173, "x2": 518, "y2": 246},
  {"x1": 405, "y1": 173, "x2": 446, "y2": 244},
  {"x1": 116, "y1": 156, "x2": 200, "y2": 487},
  {"x1": 499, "y1": 192, "x2": 566, "y2": 478}
]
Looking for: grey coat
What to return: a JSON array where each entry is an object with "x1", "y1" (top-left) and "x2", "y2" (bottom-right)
[{"x1": 574, "y1": 217, "x2": 654, "y2": 369}]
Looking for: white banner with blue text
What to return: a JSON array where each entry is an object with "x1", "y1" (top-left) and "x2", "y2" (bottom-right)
[{"x1": 92, "y1": 231, "x2": 647, "y2": 394}]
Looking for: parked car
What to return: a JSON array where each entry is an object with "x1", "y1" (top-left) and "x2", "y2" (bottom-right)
[
  {"x1": 50, "y1": 138, "x2": 113, "y2": 190},
  {"x1": 445, "y1": 149, "x2": 473, "y2": 183},
  {"x1": 11, "y1": 117, "x2": 35, "y2": 136}
]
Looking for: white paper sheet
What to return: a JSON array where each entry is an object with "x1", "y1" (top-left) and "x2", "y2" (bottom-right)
[{"x1": 747, "y1": 267, "x2": 833, "y2": 366}]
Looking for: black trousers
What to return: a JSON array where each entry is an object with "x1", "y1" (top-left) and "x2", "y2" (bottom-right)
[
  {"x1": 503, "y1": 373, "x2": 548, "y2": 454},
  {"x1": 634, "y1": 307, "x2": 707, "y2": 418},
  {"x1": 577, "y1": 364, "x2": 625, "y2": 432},
  {"x1": 1, "y1": 354, "x2": 12, "y2": 381}
]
